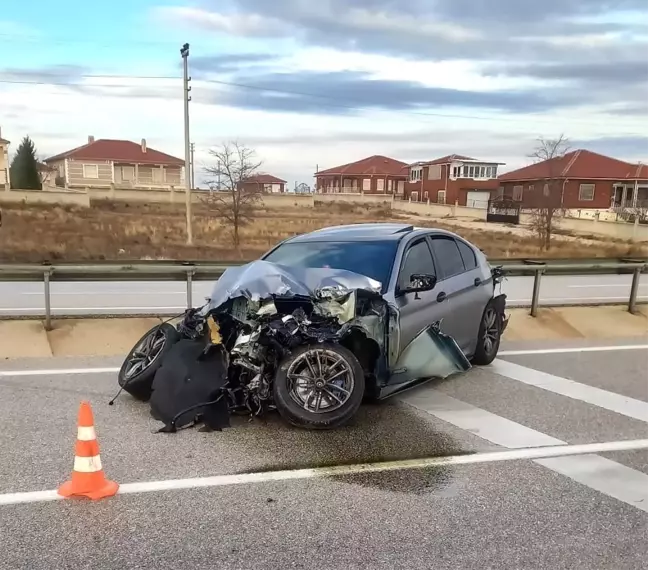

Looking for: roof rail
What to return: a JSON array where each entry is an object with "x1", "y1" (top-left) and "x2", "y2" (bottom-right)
[{"x1": 394, "y1": 225, "x2": 414, "y2": 233}]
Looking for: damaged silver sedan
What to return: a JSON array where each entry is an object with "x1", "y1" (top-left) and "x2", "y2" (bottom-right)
[{"x1": 116, "y1": 223, "x2": 508, "y2": 431}]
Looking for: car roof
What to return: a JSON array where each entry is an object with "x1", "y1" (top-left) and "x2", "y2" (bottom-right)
[{"x1": 284, "y1": 222, "x2": 464, "y2": 243}]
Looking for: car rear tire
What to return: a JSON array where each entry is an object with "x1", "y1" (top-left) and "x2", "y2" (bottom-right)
[
  {"x1": 118, "y1": 323, "x2": 180, "y2": 401},
  {"x1": 471, "y1": 301, "x2": 502, "y2": 366},
  {"x1": 273, "y1": 343, "x2": 365, "y2": 430}
]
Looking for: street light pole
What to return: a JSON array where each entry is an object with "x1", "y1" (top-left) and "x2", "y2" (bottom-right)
[{"x1": 181, "y1": 42, "x2": 193, "y2": 245}]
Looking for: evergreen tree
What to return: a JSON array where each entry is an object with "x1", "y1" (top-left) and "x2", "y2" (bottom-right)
[{"x1": 10, "y1": 136, "x2": 42, "y2": 190}]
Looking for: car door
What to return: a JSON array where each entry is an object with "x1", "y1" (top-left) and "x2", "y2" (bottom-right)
[
  {"x1": 429, "y1": 235, "x2": 489, "y2": 354},
  {"x1": 391, "y1": 237, "x2": 452, "y2": 357}
]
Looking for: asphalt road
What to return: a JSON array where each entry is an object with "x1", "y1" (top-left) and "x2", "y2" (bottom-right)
[
  {"x1": 0, "y1": 273, "x2": 646, "y2": 316},
  {"x1": 0, "y1": 339, "x2": 647, "y2": 569}
]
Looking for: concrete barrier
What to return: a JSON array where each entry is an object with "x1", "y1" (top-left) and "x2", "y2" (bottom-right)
[
  {"x1": 263, "y1": 193, "x2": 314, "y2": 208},
  {"x1": 393, "y1": 200, "x2": 487, "y2": 220},
  {"x1": 89, "y1": 187, "x2": 317, "y2": 209},
  {"x1": 1, "y1": 188, "x2": 90, "y2": 208},
  {"x1": 315, "y1": 193, "x2": 394, "y2": 205},
  {"x1": 558, "y1": 217, "x2": 648, "y2": 242}
]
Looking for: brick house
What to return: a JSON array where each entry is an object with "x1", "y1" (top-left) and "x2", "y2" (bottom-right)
[
  {"x1": 405, "y1": 154, "x2": 505, "y2": 207},
  {"x1": 497, "y1": 149, "x2": 648, "y2": 210},
  {"x1": 44, "y1": 137, "x2": 185, "y2": 190},
  {"x1": 315, "y1": 155, "x2": 408, "y2": 195},
  {"x1": 242, "y1": 174, "x2": 287, "y2": 193}
]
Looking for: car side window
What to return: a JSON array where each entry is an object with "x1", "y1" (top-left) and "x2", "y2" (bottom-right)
[
  {"x1": 456, "y1": 240, "x2": 478, "y2": 271},
  {"x1": 430, "y1": 236, "x2": 466, "y2": 279},
  {"x1": 398, "y1": 239, "x2": 436, "y2": 289}
]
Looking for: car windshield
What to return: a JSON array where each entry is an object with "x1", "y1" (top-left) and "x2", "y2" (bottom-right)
[{"x1": 262, "y1": 240, "x2": 398, "y2": 288}]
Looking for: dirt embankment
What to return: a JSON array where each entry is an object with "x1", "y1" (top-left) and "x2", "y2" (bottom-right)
[{"x1": 0, "y1": 200, "x2": 645, "y2": 263}]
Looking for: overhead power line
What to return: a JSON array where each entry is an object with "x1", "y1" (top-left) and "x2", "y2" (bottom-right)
[{"x1": 0, "y1": 73, "x2": 643, "y2": 130}]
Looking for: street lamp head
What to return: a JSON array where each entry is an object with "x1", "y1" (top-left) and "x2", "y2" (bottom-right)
[{"x1": 180, "y1": 43, "x2": 190, "y2": 57}]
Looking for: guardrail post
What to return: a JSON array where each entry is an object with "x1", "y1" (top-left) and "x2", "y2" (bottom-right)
[
  {"x1": 530, "y1": 268, "x2": 544, "y2": 318},
  {"x1": 186, "y1": 268, "x2": 194, "y2": 309},
  {"x1": 628, "y1": 267, "x2": 642, "y2": 314},
  {"x1": 43, "y1": 269, "x2": 52, "y2": 331}
]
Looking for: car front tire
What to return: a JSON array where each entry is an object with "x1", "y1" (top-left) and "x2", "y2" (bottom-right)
[
  {"x1": 273, "y1": 343, "x2": 365, "y2": 430},
  {"x1": 118, "y1": 323, "x2": 180, "y2": 401}
]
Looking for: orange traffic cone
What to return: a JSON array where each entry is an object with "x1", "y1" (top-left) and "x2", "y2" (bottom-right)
[{"x1": 58, "y1": 401, "x2": 119, "y2": 500}]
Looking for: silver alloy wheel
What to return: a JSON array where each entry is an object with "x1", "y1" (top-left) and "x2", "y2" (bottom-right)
[
  {"x1": 286, "y1": 348, "x2": 355, "y2": 414},
  {"x1": 124, "y1": 328, "x2": 167, "y2": 380},
  {"x1": 483, "y1": 308, "x2": 499, "y2": 355}
]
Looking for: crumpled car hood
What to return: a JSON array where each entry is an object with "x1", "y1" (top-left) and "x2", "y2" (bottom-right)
[{"x1": 205, "y1": 260, "x2": 383, "y2": 312}]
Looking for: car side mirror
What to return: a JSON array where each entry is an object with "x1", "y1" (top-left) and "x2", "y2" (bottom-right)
[{"x1": 399, "y1": 273, "x2": 437, "y2": 295}]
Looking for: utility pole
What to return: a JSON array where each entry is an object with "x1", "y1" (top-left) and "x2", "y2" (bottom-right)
[
  {"x1": 190, "y1": 142, "x2": 195, "y2": 189},
  {"x1": 181, "y1": 42, "x2": 193, "y2": 245}
]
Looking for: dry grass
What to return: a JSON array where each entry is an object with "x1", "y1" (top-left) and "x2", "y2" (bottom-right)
[{"x1": 0, "y1": 200, "x2": 645, "y2": 263}]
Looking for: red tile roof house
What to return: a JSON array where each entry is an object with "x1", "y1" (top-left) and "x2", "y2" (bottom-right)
[
  {"x1": 43, "y1": 137, "x2": 185, "y2": 190},
  {"x1": 314, "y1": 155, "x2": 408, "y2": 195},
  {"x1": 241, "y1": 174, "x2": 287, "y2": 193},
  {"x1": 497, "y1": 149, "x2": 648, "y2": 211},
  {"x1": 405, "y1": 154, "x2": 506, "y2": 208}
]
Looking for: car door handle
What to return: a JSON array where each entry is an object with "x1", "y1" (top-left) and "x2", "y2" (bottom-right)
[
  {"x1": 437, "y1": 291, "x2": 447, "y2": 303},
  {"x1": 474, "y1": 277, "x2": 482, "y2": 286}
]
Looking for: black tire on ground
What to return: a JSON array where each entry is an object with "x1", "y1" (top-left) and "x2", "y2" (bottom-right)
[
  {"x1": 273, "y1": 343, "x2": 365, "y2": 430},
  {"x1": 118, "y1": 323, "x2": 180, "y2": 401},
  {"x1": 471, "y1": 300, "x2": 503, "y2": 366}
]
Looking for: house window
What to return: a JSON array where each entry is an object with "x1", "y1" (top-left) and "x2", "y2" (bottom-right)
[
  {"x1": 543, "y1": 183, "x2": 550, "y2": 197},
  {"x1": 362, "y1": 178, "x2": 371, "y2": 192},
  {"x1": 452, "y1": 166, "x2": 462, "y2": 178},
  {"x1": 579, "y1": 183, "x2": 595, "y2": 201},
  {"x1": 428, "y1": 165, "x2": 442, "y2": 180},
  {"x1": 437, "y1": 190, "x2": 446, "y2": 204},
  {"x1": 409, "y1": 167, "x2": 422, "y2": 182},
  {"x1": 121, "y1": 166, "x2": 135, "y2": 181},
  {"x1": 83, "y1": 164, "x2": 99, "y2": 179},
  {"x1": 377, "y1": 179, "x2": 385, "y2": 192},
  {"x1": 387, "y1": 179, "x2": 393, "y2": 193},
  {"x1": 396, "y1": 180, "x2": 405, "y2": 194},
  {"x1": 152, "y1": 168, "x2": 163, "y2": 183},
  {"x1": 411, "y1": 191, "x2": 419, "y2": 202},
  {"x1": 513, "y1": 185, "x2": 523, "y2": 201},
  {"x1": 423, "y1": 191, "x2": 428, "y2": 201}
]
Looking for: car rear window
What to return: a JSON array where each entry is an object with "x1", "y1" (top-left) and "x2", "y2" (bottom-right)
[{"x1": 262, "y1": 240, "x2": 399, "y2": 287}]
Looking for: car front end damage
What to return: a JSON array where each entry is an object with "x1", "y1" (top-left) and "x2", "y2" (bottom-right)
[{"x1": 116, "y1": 260, "x2": 495, "y2": 431}]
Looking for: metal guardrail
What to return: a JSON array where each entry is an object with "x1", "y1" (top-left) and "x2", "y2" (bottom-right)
[{"x1": 0, "y1": 260, "x2": 646, "y2": 330}]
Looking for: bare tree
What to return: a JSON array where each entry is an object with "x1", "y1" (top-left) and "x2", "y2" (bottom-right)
[
  {"x1": 527, "y1": 134, "x2": 571, "y2": 251},
  {"x1": 202, "y1": 142, "x2": 264, "y2": 248}
]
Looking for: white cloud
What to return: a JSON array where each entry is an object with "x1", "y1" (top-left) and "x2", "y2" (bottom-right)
[{"x1": 152, "y1": 6, "x2": 286, "y2": 36}]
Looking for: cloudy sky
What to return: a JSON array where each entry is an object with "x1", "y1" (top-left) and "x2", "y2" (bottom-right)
[{"x1": 1, "y1": 0, "x2": 647, "y2": 187}]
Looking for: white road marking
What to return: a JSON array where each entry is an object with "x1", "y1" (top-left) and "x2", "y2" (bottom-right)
[
  {"x1": 0, "y1": 367, "x2": 119, "y2": 377},
  {"x1": 0, "y1": 306, "x2": 186, "y2": 312},
  {"x1": 506, "y1": 296, "x2": 648, "y2": 303},
  {"x1": 568, "y1": 284, "x2": 648, "y2": 289},
  {"x1": 490, "y1": 359, "x2": 648, "y2": 423},
  {"x1": 21, "y1": 291, "x2": 187, "y2": 296},
  {"x1": 400, "y1": 390, "x2": 562, "y2": 448},
  {"x1": 0, "y1": 344, "x2": 645, "y2": 377},
  {"x1": 400, "y1": 391, "x2": 648, "y2": 512},
  {"x1": 499, "y1": 345, "x2": 648, "y2": 356},
  {"x1": 1, "y1": 439, "x2": 647, "y2": 507}
]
